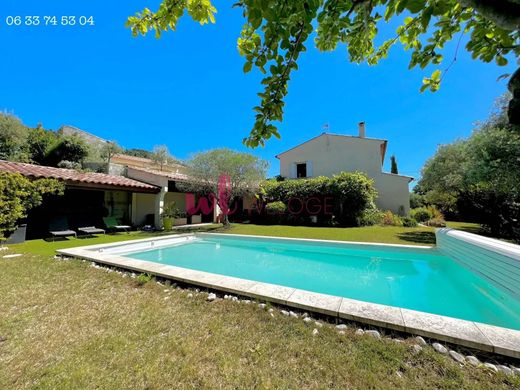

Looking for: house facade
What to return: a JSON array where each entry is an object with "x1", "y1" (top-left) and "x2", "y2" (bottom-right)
[{"x1": 276, "y1": 123, "x2": 413, "y2": 214}]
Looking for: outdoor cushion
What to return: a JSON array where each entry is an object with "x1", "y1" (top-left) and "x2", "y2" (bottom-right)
[
  {"x1": 50, "y1": 229, "x2": 76, "y2": 237},
  {"x1": 78, "y1": 226, "x2": 105, "y2": 235}
]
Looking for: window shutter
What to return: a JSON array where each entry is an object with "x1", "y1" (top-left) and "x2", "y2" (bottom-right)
[
  {"x1": 307, "y1": 161, "x2": 313, "y2": 177},
  {"x1": 290, "y1": 163, "x2": 297, "y2": 178}
]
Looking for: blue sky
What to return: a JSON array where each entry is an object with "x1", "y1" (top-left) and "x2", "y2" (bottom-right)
[{"x1": 0, "y1": 0, "x2": 516, "y2": 181}]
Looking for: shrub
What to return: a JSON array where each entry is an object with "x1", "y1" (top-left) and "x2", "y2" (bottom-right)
[
  {"x1": 425, "y1": 217, "x2": 447, "y2": 227},
  {"x1": 265, "y1": 201, "x2": 287, "y2": 214},
  {"x1": 381, "y1": 210, "x2": 403, "y2": 226},
  {"x1": 410, "y1": 207, "x2": 433, "y2": 223},
  {"x1": 0, "y1": 172, "x2": 64, "y2": 240},
  {"x1": 136, "y1": 273, "x2": 153, "y2": 286},
  {"x1": 259, "y1": 172, "x2": 377, "y2": 227},
  {"x1": 358, "y1": 208, "x2": 384, "y2": 226},
  {"x1": 402, "y1": 217, "x2": 418, "y2": 227},
  {"x1": 161, "y1": 202, "x2": 180, "y2": 219}
]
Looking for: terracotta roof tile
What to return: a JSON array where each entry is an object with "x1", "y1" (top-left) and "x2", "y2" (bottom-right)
[{"x1": 0, "y1": 160, "x2": 159, "y2": 192}]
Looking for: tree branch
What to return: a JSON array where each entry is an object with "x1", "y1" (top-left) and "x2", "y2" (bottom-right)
[{"x1": 458, "y1": 0, "x2": 520, "y2": 31}]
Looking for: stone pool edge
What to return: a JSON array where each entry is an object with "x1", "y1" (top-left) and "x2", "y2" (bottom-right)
[{"x1": 57, "y1": 233, "x2": 520, "y2": 359}]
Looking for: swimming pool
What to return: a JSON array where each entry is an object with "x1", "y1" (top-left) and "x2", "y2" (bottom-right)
[
  {"x1": 58, "y1": 231, "x2": 520, "y2": 357},
  {"x1": 122, "y1": 234, "x2": 520, "y2": 331}
]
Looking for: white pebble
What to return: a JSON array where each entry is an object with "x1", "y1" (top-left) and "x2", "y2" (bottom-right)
[
  {"x1": 314, "y1": 321, "x2": 323, "y2": 328},
  {"x1": 449, "y1": 350, "x2": 465, "y2": 364},
  {"x1": 258, "y1": 303, "x2": 266, "y2": 309},
  {"x1": 268, "y1": 308, "x2": 274, "y2": 314},
  {"x1": 432, "y1": 342, "x2": 448, "y2": 354},
  {"x1": 414, "y1": 336, "x2": 427, "y2": 345},
  {"x1": 338, "y1": 330, "x2": 345, "y2": 335},
  {"x1": 187, "y1": 293, "x2": 193, "y2": 298},
  {"x1": 484, "y1": 363, "x2": 498, "y2": 372},
  {"x1": 289, "y1": 311, "x2": 298, "y2": 318},
  {"x1": 207, "y1": 293, "x2": 217, "y2": 302},
  {"x1": 466, "y1": 356, "x2": 480, "y2": 366},
  {"x1": 281, "y1": 310, "x2": 290, "y2": 316},
  {"x1": 312, "y1": 328, "x2": 319, "y2": 336},
  {"x1": 303, "y1": 317, "x2": 312, "y2": 323},
  {"x1": 336, "y1": 324, "x2": 348, "y2": 330},
  {"x1": 355, "y1": 329, "x2": 364, "y2": 336},
  {"x1": 365, "y1": 330, "x2": 381, "y2": 339},
  {"x1": 497, "y1": 365, "x2": 513, "y2": 376}
]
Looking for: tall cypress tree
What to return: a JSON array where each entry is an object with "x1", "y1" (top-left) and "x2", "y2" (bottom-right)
[{"x1": 390, "y1": 155, "x2": 399, "y2": 174}]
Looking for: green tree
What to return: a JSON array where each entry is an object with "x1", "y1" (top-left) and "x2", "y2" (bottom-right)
[
  {"x1": 0, "y1": 172, "x2": 64, "y2": 240},
  {"x1": 152, "y1": 145, "x2": 175, "y2": 171},
  {"x1": 390, "y1": 155, "x2": 399, "y2": 174},
  {"x1": 127, "y1": 1, "x2": 520, "y2": 147},
  {"x1": 25, "y1": 125, "x2": 57, "y2": 165},
  {"x1": 182, "y1": 148, "x2": 268, "y2": 225},
  {"x1": 0, "y1": 113, "x2": 29, "y2": 161},
  {"x1": 417, "y1": 95, "x2": 520, "y2": 238},
  {"x1": 100, "y1": 141, "x2": 123, "y2": 173},
  {"x1": 415, "y1": 141, "x2": 468, "y2": 215},
  {"x1": 44, "y1": 135, "x2": 89, "y2": 169},
  {"x1": 125, "y1": 148, "x2": 153, "y2": 159}
]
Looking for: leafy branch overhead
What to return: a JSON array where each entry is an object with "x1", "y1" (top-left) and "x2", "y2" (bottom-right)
[{"x1": 127, "y1": 0, "x2": 520, "y2": 147}]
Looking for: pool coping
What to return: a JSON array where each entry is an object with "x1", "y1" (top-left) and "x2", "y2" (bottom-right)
[{"x1": 56, "y1": 232, "x2": 520, "y2": 359}]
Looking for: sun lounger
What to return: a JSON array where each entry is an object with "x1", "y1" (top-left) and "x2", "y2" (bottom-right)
[
  {"x1": 78, "y1": 226, "x2": 105, "y2": 236},
  {"x1": 103, "y1": 216, "x2": 131, "y2": 233},
  {"x1": 49, "y1": 216, "x2": 77, "y2": 241}
]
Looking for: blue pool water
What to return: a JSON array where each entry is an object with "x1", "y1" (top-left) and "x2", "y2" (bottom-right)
[{"x1": 126, "y1": 235, "x2": 520, "y2": 330}]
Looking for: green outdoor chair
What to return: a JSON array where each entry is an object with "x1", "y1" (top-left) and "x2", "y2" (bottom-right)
[{"x1": 103, "y1": 216, "x2": 131, "y2": 233}]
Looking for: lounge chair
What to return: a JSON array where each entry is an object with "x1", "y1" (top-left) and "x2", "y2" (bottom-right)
[
  {"x1": 103, "y1": 216, "x2": 131, "y2": 233},
  {"x1": 49, "y1": 216, "x2": 77, "y2": 241},
  {"x1": 78, "y1": 226, "x2": 105, "y2": 236}
]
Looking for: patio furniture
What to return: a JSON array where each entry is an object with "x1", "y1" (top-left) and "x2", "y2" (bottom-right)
[
  {"x1": 49, "y1": 216, "x2": 77, "y2": 241},
  {"x1": 78, "y1": 226, "x2": 106, "y2": 236},
  {"x1": 103, "y1": 216, "x2": 131, "y2": 233}
]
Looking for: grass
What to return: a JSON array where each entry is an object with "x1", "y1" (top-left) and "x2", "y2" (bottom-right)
[
  {"x1": 1, "y1": 248, "x2": 518, "y2": 389},
  {"x1": 224, "y1": 224, "x2": 438, "y2": 245},
  {"x1": 3, "y1": 222, "x2": 514, "y2": 388}
]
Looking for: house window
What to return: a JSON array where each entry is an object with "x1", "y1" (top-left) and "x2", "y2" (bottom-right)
[{"x1": 296, "y1": 163, "x2": 307, "y2": 178}]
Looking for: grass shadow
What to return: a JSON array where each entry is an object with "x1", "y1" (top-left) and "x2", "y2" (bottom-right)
[{"x1": 396, "y1": 231, "x2": 436, "y2": 245}]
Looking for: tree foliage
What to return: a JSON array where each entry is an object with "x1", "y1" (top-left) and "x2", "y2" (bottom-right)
[
  {"x1": 416, "y1": 95, "x2": 520, "y2": 239},
  {"x1": 259, "y1": 172, "x2": 377, "y2": 226},
  {"x1": 152, "y1": 145, "x2": 176, "y2": 171},
  {"x1": 0, "y1": 114, "x2": 90, "y2": 168},
  {"x1": 127, "y1": 0, "x2": 520, "y2": 147},
  {"x1": 0, "y1": 172, "x2": 64, "y2": 240},
  {"x1": 181, "y1": 148, "x2": 268, "y2": 225},
  {"x1": 390, "y1": 155, "x2": 399, "y2": 174},
  {"x1": 0, "y1": 114, "x2": 29, "y2": 161}
]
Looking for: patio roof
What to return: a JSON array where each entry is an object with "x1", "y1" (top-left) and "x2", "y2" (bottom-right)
[{"x1": 0, "y1": 160, "x2": 160, "y2": 193}]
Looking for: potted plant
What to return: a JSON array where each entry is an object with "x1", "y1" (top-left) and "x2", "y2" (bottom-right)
[
  {"x1": 161, "y1": 202, "x2": 179, "y2": 231},
  {"x1": 174, "y1": 211, "x2": 188, "y2": 226}
]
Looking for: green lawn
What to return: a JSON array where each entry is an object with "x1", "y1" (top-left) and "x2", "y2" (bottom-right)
[
  {"x1": 1, "y1": 248, "x2": 517, "y2": 389},
  {"x1": 224, "y1": 224, "x2": 437, "y2": 245},
  {"x1": 3, "y1": 222, "x2": 515, "y2": 389}
]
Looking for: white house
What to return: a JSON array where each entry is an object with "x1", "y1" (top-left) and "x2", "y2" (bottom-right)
[{"x1": 276, "y1": 123, "x2": 413, "y2": 214}]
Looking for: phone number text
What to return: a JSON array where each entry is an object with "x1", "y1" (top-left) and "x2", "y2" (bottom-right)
[{"x1": 4, "y1": 16, "x2": 95, "y2": 27}]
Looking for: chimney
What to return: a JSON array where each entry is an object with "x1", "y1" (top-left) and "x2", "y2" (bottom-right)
[{"x1": 358, "y1": 121, "x2": 366, "y2": 138}]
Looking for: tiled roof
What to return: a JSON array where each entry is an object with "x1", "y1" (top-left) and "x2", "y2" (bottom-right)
[
  {"x1": 0, "y1": 160, "x2": 159, "y2": 193},
  {"x1": 128, "y1": 166, "x2": 190, "y2": 181}
]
